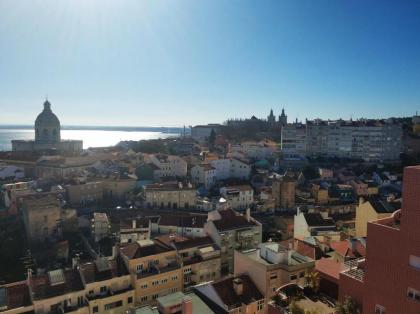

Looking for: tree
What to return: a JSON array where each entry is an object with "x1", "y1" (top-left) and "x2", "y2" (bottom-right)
[
  {"x1": 304, "y1": 270, "x2": 320, "y2": 293},
  {"x1": 289, "y1": 300, "x2": 305, "y2": 314},
  {"x1": 336, "y1": 296, "x2": 360, "y2": 314},
  {"x1": 209, "y1": 128, "x2": 216, "y2": 150}
]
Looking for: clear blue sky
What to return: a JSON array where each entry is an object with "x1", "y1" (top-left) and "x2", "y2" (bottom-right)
[{"x1": 1, "y1": 0, "x2": 419, "y2": 126}]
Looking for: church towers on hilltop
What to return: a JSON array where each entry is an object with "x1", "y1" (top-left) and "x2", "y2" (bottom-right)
[{"x1": 267, "y1": 108, "x2": 288, "y2": 127}]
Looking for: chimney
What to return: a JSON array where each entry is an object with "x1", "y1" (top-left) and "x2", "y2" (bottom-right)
[
  {"x1": 72, "y1": 255, "x2": 80, "y2": 269},
  {"x1": 132, "y1": 219, "x2": 136, "y2": 229},
  {"x1": 233, "y1": 278, "x2": 243, "y2": 296},
  {"x1": 182, "y1": 296, "x2": 193, "y2": 314},
  {"x1": 26, "y1": 268, "x2": 32, "y2": 285},
  {"x1": 246, "y1": 208, "x2": 251, "y2": 222},
  {"x1": 359, "y1": 197, "x2": 364, "y2": 206}
]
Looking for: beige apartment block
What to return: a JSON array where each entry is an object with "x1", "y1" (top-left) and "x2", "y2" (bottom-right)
[
  {"x1": 144, "y1": 182, "x2": 196, "y2": 210},
  {"x1": 119, "y1": 240, "x2": 183, "y2": 306},
  {"x1": 21, "y1": 194, "x2": 62, "y2": 243},
  {"x1": 234, "y1": 242, "x2": 314, "y2": 299}
]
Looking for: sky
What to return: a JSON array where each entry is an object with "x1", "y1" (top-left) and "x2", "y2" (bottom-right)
[{"x1": 0, "y1": 0, "x2": 420, "y2": 127}]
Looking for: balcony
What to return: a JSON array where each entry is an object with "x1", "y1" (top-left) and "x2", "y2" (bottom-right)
[
  {"x1": 136, "y1": 261, "x2": 181, "y2": 279},
  {"x1": 86, "y1": 286, "x2": 134, "y2": 301},
  {"x1": 341, "y1": 258, "x2": 365, "y2": 282}
]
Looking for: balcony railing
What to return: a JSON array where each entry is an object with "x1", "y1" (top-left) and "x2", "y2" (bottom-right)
[
  {"x1": 136, "y1": 261, "x2": 181, "y2": 279},
  {"x1": 86, "y1": 286, "x2": 134, "y2": 301},
  {"x1": 342, "y1": 258, "x2": 365, "y2": 282}
]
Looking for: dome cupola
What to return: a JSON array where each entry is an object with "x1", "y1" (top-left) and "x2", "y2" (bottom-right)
[{"x1": 35, "y1": 99, "x2": 61, "y2": 143}]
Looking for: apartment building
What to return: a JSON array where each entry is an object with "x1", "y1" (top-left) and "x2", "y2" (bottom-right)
[
  {"x1": 119, "y1": 240, "x2": 183, "y2": 306},
  {"x1": 156, "y1": 234, "x2": 221, "y2": 291},
  {"x1": 293, "y1": 211, "x2": 339, "y2": 240},
  {"x1": 145, "y1": 154, "x2": 187, "y2": 179},
  {"x1": 21, "y1": 194, "x2": 62, "y2": 243},
  {"x1": 306, "y1": 119, "x2": 402, "y2": 162},
  {"x1": 29, "y1": 268, "x2": 87, "y2": 314},
  {"x1": 272, "y1": 176, "x2": 296, "y2": 209},
  {"x1": 355, "y1": 197, "x2": 400, "y2": 237},
  {"x1": 119, "y1": 218, "x2": 152, "y2": 244},
  {"x1": 205, "y1": 208, "x2": 262, "y2": 274},
  {"x1": 281, "y1": 123, "x2": 307, "y2": 158},
  {"x1": 1, "y1": 181, "x2": 34, "y2": 215},
  {"x1": 66, "y1": 181, "x2": 104, "y2": 206},
  {"x1": 152, "y1": 214, "x2": 208, "y2": 238},
  {"x1": 190, "y1": 164, "x2": 216, "y2": 189},
  {"x1": 79, "y1": 257, "x2": 135, "y2": 314},
  {"x1": 339, "y1": 166, "x2": 420, "y2": 313},
  {"x1": 220, "y1": 185, "x2": 254, "y2": 211},
  {"x1": 91, "y1": 212, "x2": 110, "y2": 243},
  {"x1": 234, "y1": 242, "x2": 315, "y2": 299},
  {"x1": 210, "y1": 158, "x2": 251, "y2": 181},
  {"x1": 144, "y1": 182, "x2": 196, "y2": 210}
]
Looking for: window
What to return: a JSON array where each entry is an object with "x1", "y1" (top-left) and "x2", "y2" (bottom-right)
[
  {"x1": 152, "y1": 294, "x2": 159, "y2": 300},
  {"x1": 140, "y1": 283, "x2": 148, "y2": 289},
  {"x1": 270, "y1": 273, "x2": 277, "y2": 280},
  {"x1": 172, "y1": 275, "x2": 178, "y2": 281},
  {"x1": 289, "y1": 274, "x2": 298, "y2": 281},
  {"x1": 407, "y1": 288, "x2": 420, "y2": 302},
  {"x1": 92, "y1": 306, "x2": 99, "y2": 313},
  {"x1": 161, "y1": 278, "x2": 168, "y2": 284},
  {"x1": 128, "y1": 296, "x2": 133, "y2": 304},
  {"x1": 141, "y1": 296, "x2": 148, "y2": 302},
  {"x1": 100, "y1": 286, "x2": 107, "y2": 294},
  {"x1": 299, "y1": 272, "x2": 305, "y2": 278},
  {"x1": 409, "y1": 255, "x2": 420, "y2": 270},
  {"x1": 152, "y1": 280, "x2": 159, "y2": 286},
  {"x1": 257, "y1": 299, "x2": 265, "y2": 311},
  {"x1": 136, "y1": 264, "x2": 143, "y2": 273},
  {"x1": 104, "y1": 300, "x2": 123, "y2": 310},
  {"x1": 375, "y1": 305, "x2": 385, "y2": 314}
]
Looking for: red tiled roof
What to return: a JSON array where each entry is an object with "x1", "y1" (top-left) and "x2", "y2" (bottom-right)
[
  {"x1": 330, "y1": 241, "x2": 351, "y2": 258},
  {"x1": 315, "y1": 258, "x2": 345, "y2": 283}
]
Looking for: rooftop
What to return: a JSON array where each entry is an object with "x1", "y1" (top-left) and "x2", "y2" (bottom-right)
[
  {"x1": 79, "y1": 256, "x2": 129, "y2": 284},
  {"x1": 212, "y1": 209, "x2": 259, "y2": 231},
  {"x1": 30, "y1": 269, "x2": 84, "y2": 301},
  {"x1": 119, "y1": 241, "x2": 173, "y2": 260}
]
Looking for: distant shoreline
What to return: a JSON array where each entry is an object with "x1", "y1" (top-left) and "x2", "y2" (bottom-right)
[{"x1": 0, "y1": 125, "x2": 189, "y2": 134}]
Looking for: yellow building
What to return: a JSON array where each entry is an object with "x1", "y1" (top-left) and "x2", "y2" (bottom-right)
[
  {"x1": 310, "y1": 184, "x2": 329, "y2": 205},
  {"x1": 66, "y1": 181, "x2": 104, "y2": 206},
  {"x1": 119, "y1": 240, "x2": 183, "y2": 306},
  {"x1": 155, "y1": 234, "x2": 221, "y2": 291},
  {"x1": 234, "y1": 242, "x2": 315, "y2": 299},
  {"x1": 144, "y1": 182, "x2": 196, "y2": 210},
  {"x1": 79, "y1": 257, "x2": 135, "y2": 314},
  {"x1": 21, "y1": 194, "x2": 62, "y2": 243},
  {"x1": 355, "y1": 198, "x2": 400, "y2": 237},
  {"x1": 103, "y1": 178, "x2": 136, "y2": 201}
]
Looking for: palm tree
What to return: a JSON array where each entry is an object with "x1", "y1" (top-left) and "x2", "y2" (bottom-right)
[
  {"x1": 336, "y1": 296, "x2": 360, "y2": 314},
  {"x1": 304, "y1": 270, "x2": 320, "y2": 293}
]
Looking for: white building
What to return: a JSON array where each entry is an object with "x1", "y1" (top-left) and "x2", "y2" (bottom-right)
[
  {"x1": 190, "y1": 164, "x2": 216, "y2": 189},
  {"x1": 0, "y1": 165, "x2": 25, "y2": 180},
  {"x1": 211, "y1": 158, "x2": 251, "y2": 181},
  {"x1": 91, "y1": 212, "x2": 110, "y2": 242},
  {"x1": 231, "y1": 140, "x2": 278, "y2": 160},
  {"x1": 281, "y1": 123, "x2": 307, "y2": 158},
  {"x1": 145, "y1": 154, "x2": 188, "y2": 179},
  {"x1": 220, "y1": 185, "x2": 254, "y2": 210}
]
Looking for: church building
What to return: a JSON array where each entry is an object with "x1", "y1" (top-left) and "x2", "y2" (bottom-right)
[{"x1": 11, "y1": 100, "x2": 83, "y2": 153}]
